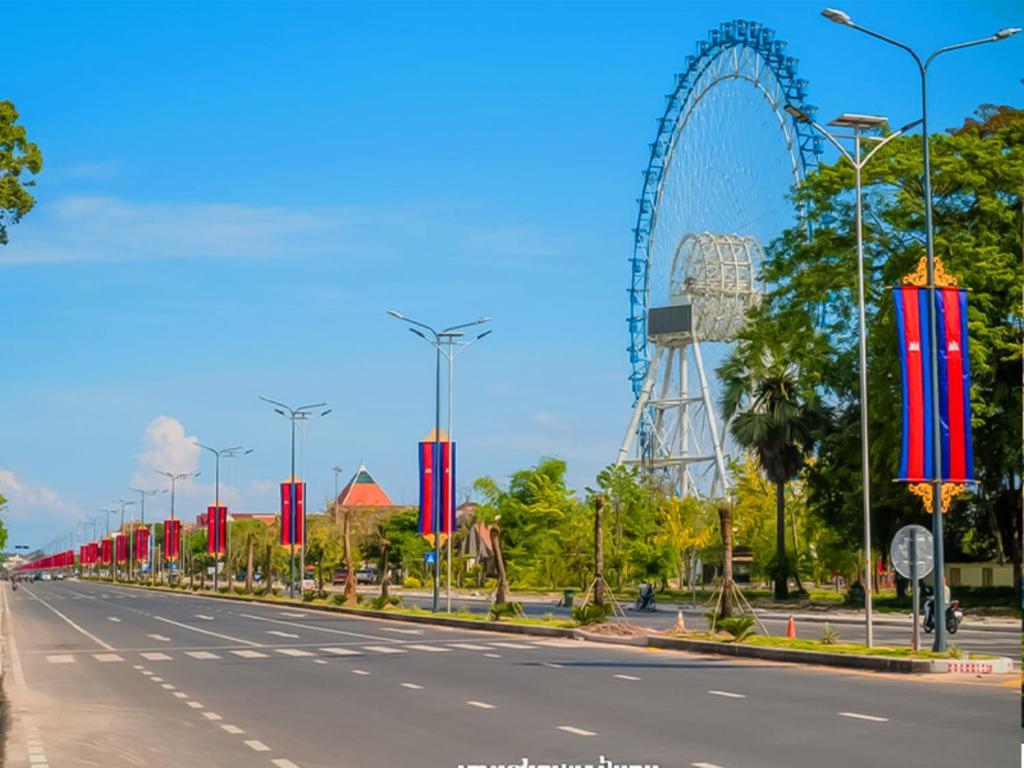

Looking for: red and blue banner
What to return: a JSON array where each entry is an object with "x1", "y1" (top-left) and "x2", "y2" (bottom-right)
[
  {"x1": 280, "y1": 482, "x2": 305, "y2": 547},
  {"x1": 135, "y1": 528, "x2": 150, "y2": 562},
  {"x1": 207, "y1": 505, "x2": 227, "y2": 555},
  {"x1": 88, "y1": 541, "x2": 99, "y2": 565},
  {"x1": 115, "y1": 534, "x2": 128, "y2": 564},
  {"x1": 893, "y1": 286, "x2": 974, "y2": 483},
  {"x1": 418, "y1": 440, "x2": 456, "y2": 540},
  {"x1": 101, "y1": 538, "x2": 113, "y2": 566},
  {"x1": 164, "y1": 519, "x2": 181, "y2": 562}
]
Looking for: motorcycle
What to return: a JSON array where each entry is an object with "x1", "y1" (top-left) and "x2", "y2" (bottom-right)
[
  {"x1": 923, "y1": 596, "x2": 963, "y2": 635},
  {"x1": 635, "y1": 582, "x2": 656, "y2": 612}
]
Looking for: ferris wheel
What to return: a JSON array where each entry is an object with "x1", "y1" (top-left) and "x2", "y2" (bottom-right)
[{"x1": 616, "y1": 20, "x2": 822, "y2": 499}]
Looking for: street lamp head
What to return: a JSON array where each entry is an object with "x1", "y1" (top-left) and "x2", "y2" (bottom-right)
[
  {"x1": 828, "y1": 113, "x2": 888, "y2": 129},
  {"x1": 320, "y1": 409, "x2": 332, "y2": 417},
  {"x1": 897, "y1": 118, "x2": 924, "y2": 134},
  {"x1": 409, "y1": 328, "x2": 428, "y2": 340},
  {"x1": 821, "y1": 7, "x2": 853, "y2": 25},
  {"x1": 784, "y1": 104, "x2": 811, "y2": 123},
  {"x1": 274, "y1": 408, "x2": 286, "y2": 416},
  {"x1": 386, "y1": 309, "x2": 403, "y2": 319},
  {"x1": 994, "y1": 27, "x2": 1021, "y2": 40},
  {"x1": 475, "y1": 329, "x2": 493, "y2": 341}
]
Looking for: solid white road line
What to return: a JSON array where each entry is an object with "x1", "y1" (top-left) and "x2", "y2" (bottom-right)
[
  {"x1": 466, "y1": 700, "x2": 496, "y2": 709},
  {"x1": 279, "y1": 612, "x2": 306, "y2": 618},
  {"x1": 238, "y1": 612, "x2": 394, "y2": 642},
  {"x1": 314, "y1": 659, "x2": 328, "y2": 664},
  {"x1": 838, "y1": 712, "x2": 889, "y2": 723},
  {"x1": 708, "y1": 690, "x2": 746, "y2": 699},
  {"x1": 21, "y1": 585, "x2": 116, "y2": 651},
  {"x1": 381, "y1": 627, "x2": 422, "y2": 635},
  {"x1": 363, "y1": 645, "x2": 406, "y2": 654},
  {"x1": 351, "y1": 669, "x2": 371, "y2": 675},
  {"x1": 195, "y1": 614, "x2": 215, "y2": 620},
  {"x1": 405, "y1": 644, "x2": 450, "y2": 653},
  {"x1": 401, "y1": 683, "x2": 424, "y2": 690},
  {"x1": 489, "y1": 642, "x2": 534, "y2": 649},
  {"x1": 267, "y1": 630, "x2": 301, "y2": 639},
  {"x1": 272, "y1": 760, "x2": 301, "y2": 768},
  {"x1": 321, "y1": 647, "x2": 361, "y2": 656},
  {"x1": 153, "y1": 615, "x2": 263, "y2": 647},
  {"x1": 448, "y1": 643, "x2": 490, "y2": 651},
  {"x1": 276, "y1": 648, "x2": 313, "y2": 657},
  {"x1": 221, "y1": 725, "x2": 244, "y2": 735},
  {"x1": 542, "y1": 662, "x2": 564, "y2": 669},
  {"x1": 557, "y1": 726, "x2": 596, "y2": 736},
  {"x1": 185, "y1": 651, "x2": 221, "y2": 660},
  {"x1": 484, "y1": 653, "x2": 502, "y2": 658},
  {"x1": 93, "y1": 654, "x2": 124, "y2": 663},
  {"x1": 230, "y1": 650, "x2": 269, "y2": 659},
  {"x1": 693, "y1": 762, "x2": 726, "y2": 768},
  {"x1": 614, "y1": 674, "x2": 641, "y2": 681},
  {"x1": 245, "y1": 740, "x2": 271, "y2": 752},
  {"x1": 45, "y1": 655, "x2": 75, "y2": 664},
  {"x1": 140, "y1": 652, "x2": 172, "y2": 661}
]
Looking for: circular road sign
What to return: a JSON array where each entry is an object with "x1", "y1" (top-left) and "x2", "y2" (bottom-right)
[{"x1": 890, "y1": 524, "x2": 934, "y2": 579}]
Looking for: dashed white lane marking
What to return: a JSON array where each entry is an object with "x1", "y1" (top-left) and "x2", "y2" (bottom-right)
[
  {"x1": 244, "y1": 740, "x2": 270, "y2": 752},
  {"x1": 94, "y1": 653, "x2": 124, "y2": 663},
  {"x1": 448, "y1": 643, "x2": 490, "y2": 651},
  {"x1": 140, "y1": 652, "x2": 172, "y2": 661},
  {"x1": 693, "y1": 763, "x2": 725, "y2": 768},
  {"x1": 838, "y1": 712, "x2": 889, "y2": 723},
  {"x1": 314, "y1": 659, "x2": 328, "y2": 664},
  {"x1": 185, "y1": 651, "x2": 221, "y2": 660},
  {"x1": 221, "y1": 725, "x2": 244, "y2": 734},
  {"x1": 203, "y1": 712, "x2": 222, "y2": 721},
  {"x1": 351, "y1": 669, "x2": 371, "y2": 675},
  {"x1": 484, "y1": 653, "x2": 502, "y2": 658},
  {"x1": 186, "y1": 701, "x2": 204, "y2": 709},
  {"x1": 364, "y1": 645, "x2": 406, "y2": 654},
  {"x1": 466, "y1": 700, "x2": 496, "y2": 709},
  {"x1": 321, "y1": 647, "x2": 361, "y2": 656},
  {"x1": 150, "y1": 677, "x2": 164, "y2": 683},
  {"x1": 45, "y1": 655, "x2": 75, "y2": 664},
  {"x1": 614, "y1": 674, "x2": 641, "y2": 681},
  {"x1": 231, "y1": 650, "x2": 269, "y2": 658},
  {"x1": 276, "y1": 648, "x2": 313, "y2": 657},
  {"x1": 489, "y1": 642, "x2": 534, "y2": 649},
  {"x1": 239, "y1": 612, "x2": 393, "y2": 642},
  {"x1": 401, "y1": 683, "x2": 424, "y2": 690},
  {"x1": 161, "y1": 684, "x2": 175, "y2": 690},
  {"x1": 272, "y1": 760, "x2": 301, "y2": 768},
  {"x1": 154, "y1": 615, "x2": 263, "y2": 646},
  {"x1": 107, "y1": 616, "x2": 121, "y2": 622},
  {"x1": 708, "y1": 690, "x2": 746, "y2": 699},
  {"x1": 557, "y1": 726, "x2": 596, "y2": 736},
  {"x1": 147, "y1": 634, "x2": 171, "y2": 642},
  {"x1": 141, "y1": 670, "x2": 154, "y2": 676},
  {"x1": 173, "y1": 692, "x2": 189, "y2": 699},
  {"x1": 381, "y1": 627, "x2": 423, "y2": 635},
  {"x1": 267, "y1": 630, "x2": 300, "y2": 639},
  {"x1": 132, "y1": 664, "x2": 144, "y2": 670},
  {"x1": 542, "y1": 662, "x2": 564, "y2": 669},
  {"x1": 279, "y1": 612, "x2": 306, "y2": 618},
  {"x1": 405, "y1": 644, "x2": 450, "y2": 653},
  {"x1": 195, "y1": 614, "x2": 215, "y2": 620}
]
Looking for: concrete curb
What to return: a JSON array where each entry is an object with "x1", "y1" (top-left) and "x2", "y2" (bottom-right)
[{"x1": 87, "y1": 580, "x2": 1010, "y2": 675}]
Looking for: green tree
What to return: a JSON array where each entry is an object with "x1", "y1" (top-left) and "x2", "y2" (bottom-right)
[
  {"x1": 0, "y1": 492, "x2": 7, "y2": 552},
  {"x1": 719, "y1": 343, "x2": 826, "y2": 599},
  {"x1": 0, "y1": 101, "x2": 42, "y2": 244},
  {"x1": 750, "y1": 104, "x2": 1023, "y2": 596},
  {"x1": 306, "y1": 514, "x2": 343, "y2": 592},
  {"x1": 229, "y1": 519, "x2": 274, "y2": 592}
]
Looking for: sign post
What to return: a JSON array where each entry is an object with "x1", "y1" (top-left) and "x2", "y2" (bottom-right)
[{"x1": 890, "y1": 524, "x2": 934, "y2": 652}]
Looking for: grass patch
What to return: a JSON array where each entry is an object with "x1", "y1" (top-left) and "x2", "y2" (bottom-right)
[{"x1": 672, "y1": 632, "x2": 993, "y2": 660}]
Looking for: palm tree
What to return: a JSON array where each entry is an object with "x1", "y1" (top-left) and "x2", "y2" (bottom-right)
[{"x1": 719, "y1": 344, "x2": 826, "y2": 599}]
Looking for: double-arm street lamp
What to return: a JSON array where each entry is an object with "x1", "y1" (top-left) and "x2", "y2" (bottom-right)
[
  {"x1": 387, "y1": 310, "x2": 491, "y2": 613},
  {"x1": 157, "y1": 470, "x2": 200, "y2": 583},
  {"x1": 259, "y1": 397, "x2": 331, "y2": 598},
  {"x1": 195, "y1": 442, "x2": 252, "y2": 592},
  {"x1": 821, "y1": 6, "x2": 1021, "y2": 653},
  {"x1": 131, "y1": 488, "x2": 166, "y2": 582},
  {"x1": 784, "y1": 105, "x2": 919, "y2": 647},
  {"x1": 115, "y1": 498, "x2": 137, "y2": 580}
]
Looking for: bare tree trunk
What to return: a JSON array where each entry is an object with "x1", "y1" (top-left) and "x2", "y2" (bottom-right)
[
  {"x1": 789, "y1": 504, "x2": 804, "y2": 594},
  {"x1": 594, "y1": 496, "x2": 605, "y2": 608},
  {"x1": 379, "y1": 539, "x2": 391, "y2": 599},
  {"x1": 774, "y1": 481, "x2": 788, "y2": 600},
  {"x1": 719, "y1": 501, "x2": 733, "y2": 619},
  {"x1": 490, "y1": 525, "x2": 509, "y2": 605},
  {"x1": 343, "y1": 511, "x2": 356, "y2": 605},
  {"x1": 245, "y1": 539, "x2": 254, "y2": 593}
]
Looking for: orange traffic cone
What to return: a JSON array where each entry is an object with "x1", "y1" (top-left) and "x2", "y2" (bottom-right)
[
  {"x1": 674, "y1": 609, "x2": 686, "y2": 633},
  {"x1": 786, "y1": 616, "x2": 796, "y2": 639}
]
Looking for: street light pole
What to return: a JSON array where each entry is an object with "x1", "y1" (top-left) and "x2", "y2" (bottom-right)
[
  {"x1": 387, "y1": 310, "x2": 491, "y2": 613},
  {"x1": 220, "y1": 447, "x2": 253, "y2": 591},
  {"x1": 157, "y1": 470, "x2": 200, "y2": 585},
  {"x1": 196, "y1": 443, "x2": 247, "y2": 593},
  {"x1": 259, "y1": 397, "x2": 330, "y2": 598},
  {"x1": 131, "y1": 488, "x2": 165, "y2": 584},
  {"x1": 115, "y1": 499, "x2": 136, "y2": 581},
  {"x1": 821, "y1": 6, "x2": 1021, "y2": 653},
  {"x1": 784, "y1": 106, "x2": 918, "y2": 647}
]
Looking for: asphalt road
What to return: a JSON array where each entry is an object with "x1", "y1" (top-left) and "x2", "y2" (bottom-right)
[
  {"x1": 2, "y1": 579, "x2": 1018, "y2": 768},
  {"x1": 397, "y1": 591, "x2": 1022, "y2": 660}
]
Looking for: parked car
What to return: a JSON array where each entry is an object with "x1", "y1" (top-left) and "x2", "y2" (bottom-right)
[
  {"x1": 332, "y1": 568, "x2": 349, "y2": 585},
  {"x1": 356, "y1": 568, "x2": 378, "y2": 585}
]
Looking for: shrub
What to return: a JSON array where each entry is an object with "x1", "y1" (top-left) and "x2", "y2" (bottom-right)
[
  {"x1": 271, "y1": 587, "x2": 281, "y2": 597},
  {"x1": 717, "y1": 616, "x2": 756, "y2": 642},
  {"x1": 218, "y1": 587, "x2": 229, "y2": 595},
  {"x1": 572, "y1": 602, "x2": 612, "y2": 626},
  {"x1": 402, "y1": 577, "x2": 421, "y2": 589},
  {"x1": 302, "y1": 591, "x2": 316, "y2": 603},
  {"x1": 820, "y1": 623, "x2": 839, "y2": 645},
  {"x1": 332, "y1": 593, "x2": 346, "y2": 606},
  {"x1": 234, "y1": 587, "x2": 246, "y2": 596},
  {"x1": 946, "y1": 644, "x2": 963, "y2": 659},
  {"x1": 369, "y1": 595, "x2": 401, "y2": 610},
  {"x1": 489, "y1": 601, "x2": 524, "y2": 621}
]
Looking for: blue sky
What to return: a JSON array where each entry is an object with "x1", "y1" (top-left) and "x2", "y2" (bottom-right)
[{"x1": 1, "y1": 1, "x2": 1020, "y2": 550}]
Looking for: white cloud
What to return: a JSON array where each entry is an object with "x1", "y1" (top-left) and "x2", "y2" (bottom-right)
[
  {"x1": 131, "y1": 416, "x2": 201, "y2": 489},
  {"x1": 0, "y1": 468, "x2": 80, "y2": 521}
]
